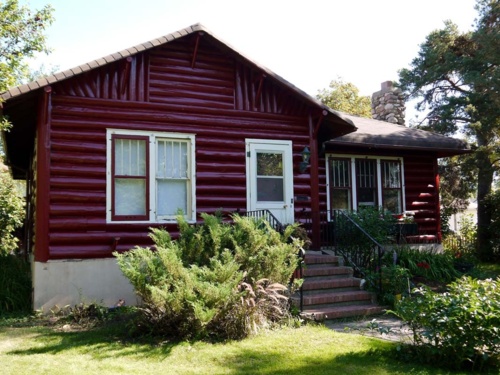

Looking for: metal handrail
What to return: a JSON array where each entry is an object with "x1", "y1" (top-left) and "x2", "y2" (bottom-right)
[
  {"x1": 334, "y1": 210, "x2": 385, "y2": 294},
  {"x1": 298, "y1": 209, "x2": 386, "y2": 294},
  {"x1": 244, "y1": 209, "x2": 285, "y2": 233}
]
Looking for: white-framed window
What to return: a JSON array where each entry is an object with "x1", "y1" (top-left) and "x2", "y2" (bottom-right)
[
  {"x1": 326, "y1": 154, "x2": 405, "y2": 214},
  {"x1": 106, "y1": 129, "x2": 196, "y2": 223}
]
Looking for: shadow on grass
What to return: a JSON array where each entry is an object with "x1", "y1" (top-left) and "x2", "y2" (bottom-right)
[
  {"x1": 5, "y1": 322, "x2": 180, "y2": 360},
  {"x1": 212, "y1": 345, "x2": 440, "y2": 375}
]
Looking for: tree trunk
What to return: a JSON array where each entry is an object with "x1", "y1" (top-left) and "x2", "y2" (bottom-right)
[{"x1": 476, "y1": 146, "x2": 494, "y2": 261}]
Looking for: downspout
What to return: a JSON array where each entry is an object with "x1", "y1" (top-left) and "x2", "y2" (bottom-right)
[
  {"x1": 35, "y1": 86, "x2": 52, "y2": 262},
  {"x1": 308, "y1": 111, "x2": 327, "y2": 249}
]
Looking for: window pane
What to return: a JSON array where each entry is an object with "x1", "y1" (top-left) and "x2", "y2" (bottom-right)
[
  {"x1": 356, "y1": 159, "x2": 377, "y2": 207},
  {"x1": 257, "y1": 153, "x2": 283, "y2": 176},
  {"x1": 114, "y1": 138, "x2": 146, "y2": 176},
  {"x1": 383, "y1": 189, "x2": 402, "y2": 213},
  {"x1": 157, "y1": 140, "x2": 188, "y2": 179},
  {"x1": 331, "y1": 189, "x2": 350, "y2": 210},
  {"x1": 356, "y1": 159, "x2": 376, "y2": 188},
  {"x1": 115, "y1": 178, "x2": 146, "y2": 215},
  {"x1": 383, "y1": 161, "x2": 401, "y2": 188},
  {"x1": 257, "y1": 177, "x2": 284, "y2": 201},
  {"x1": 330, "y1": 159, "x2": 350, "y2": 188},
  {"x1": 358, "y1": 188, "x2": 377, "y2": 206},
  {"x1": 157, "y1": 180, "x2": 187, "y2": 216}
]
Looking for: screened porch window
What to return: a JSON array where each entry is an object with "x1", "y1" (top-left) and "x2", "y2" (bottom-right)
[
  {"x1": 356, "y1": 159, "x2": 377, "y2": 207},
  {"x1": 107, "y1": 130, "x2": 195, "y2": 223},
  {"x1": 328, "y1": 158, "x2": 351, "y2": 210},
  {"x1": 327, "y1": 155, "x2": 404, "y2": 214},
  {"x1": 381, "y1": 160, "x2": 402, "y2": 214}
]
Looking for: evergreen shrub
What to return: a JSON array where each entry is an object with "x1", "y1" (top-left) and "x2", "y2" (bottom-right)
[{"x1": 114, "y1": 213, "x2": 302, "y2": 339}]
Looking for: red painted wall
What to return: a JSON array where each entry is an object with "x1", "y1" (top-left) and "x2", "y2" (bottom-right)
[{"x1": 42, "y1": 36, "x2": 317, "y2": 260}]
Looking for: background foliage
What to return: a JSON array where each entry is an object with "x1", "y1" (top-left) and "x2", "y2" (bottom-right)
[
  {"x1": 398, "y1": 0, "x2": 500, "y2": 261},
  {"x1": 316, "y1": 77, "x2": 372, "y2": 118},
  {"x1": 0, "y1": 165, "x2": 24, "y2": 255}
]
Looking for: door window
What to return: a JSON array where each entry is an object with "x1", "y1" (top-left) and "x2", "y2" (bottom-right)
[{"x1": 256, "y1": 152, "x2": 284, "y2": 202}]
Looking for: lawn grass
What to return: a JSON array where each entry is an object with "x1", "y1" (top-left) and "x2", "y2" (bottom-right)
[{"x1": 0, "y1": 319, "x2": 491, "y2": 375}]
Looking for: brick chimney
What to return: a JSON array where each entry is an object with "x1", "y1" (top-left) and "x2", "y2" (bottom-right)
[{"x1": 371, "y1": 81, "x2": 406, "y2": 125}]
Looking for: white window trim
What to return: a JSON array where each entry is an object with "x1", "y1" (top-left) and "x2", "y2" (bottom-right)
[
  {"x1": 106, "y1": 129, "x2": 196, "y2": 224},
  {"x1": 326, "y1": 154, "x2": 406, "y2": 213}
]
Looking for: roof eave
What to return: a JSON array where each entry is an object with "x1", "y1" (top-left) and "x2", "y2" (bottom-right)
[{"x1": 326, "y1": 140, "x2": 472, "y2": 157}]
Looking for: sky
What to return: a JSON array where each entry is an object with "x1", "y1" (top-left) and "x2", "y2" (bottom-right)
[{"x1": 24, "y1": 0, "x2": 478, "y2": 123}]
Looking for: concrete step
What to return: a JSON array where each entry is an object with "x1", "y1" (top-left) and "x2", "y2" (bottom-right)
[
  {"x1": 301, "y1": 290, "x2": 373, "y2": 307},
  {"x1": 302, "y1": 277, "x2": 362, "y2": 291},
  {"x1": 304, "y1": 254, "x2": 339, "y2": 265},
  {"x1": 301, "y1": 304, "x2": 386, "y2": 321},
  {"x1": 303, "y1": 265, "x2": 353, "y2": 278}
]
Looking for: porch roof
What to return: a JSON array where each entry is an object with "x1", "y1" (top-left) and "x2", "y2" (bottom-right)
[{"x1": 326, "y1": 114, "x2": 471, "y2": 158}]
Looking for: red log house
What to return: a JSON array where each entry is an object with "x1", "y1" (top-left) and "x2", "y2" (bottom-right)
[{"x1": 0, "y1": 24, "x2": 469, "y2": 310}]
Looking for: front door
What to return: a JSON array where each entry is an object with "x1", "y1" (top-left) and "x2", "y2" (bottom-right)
[{"x1": 246, "y1": 139, "x2": 294, "y2": 224}]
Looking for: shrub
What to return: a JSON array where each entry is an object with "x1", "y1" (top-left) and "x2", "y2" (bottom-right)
[
  {"x1": 365, "y1": 264, "x2": 411, "y2": 307},
  {"x1": 347, "y1": 207, "x2": 396, "y2": 245},
  {"x1": 394, "y1": 246, "x2": 460, "y2": 283},
  {"x1": 442, "y1": 214, "x2": 477, "y2": 265},
  {"x1": 0, "y1": 254, "x2": 31, "y2": 312},
  {"x1": 114, "y1": 214, "x2": 302, "y2": 339},
  {"x1": 334, "y1": 207, "x2": 396, "y2": 275},
  {"x1": 0, "y1": 170, "x2": 25, "y2": 255},
  {"x1": 392, "y1": 276, "x2": 500, "y2": 371}
]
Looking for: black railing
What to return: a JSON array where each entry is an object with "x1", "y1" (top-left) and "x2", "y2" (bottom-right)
[
  {"x1": 298, "y1": 209, "x2": 385, "y2": 293},
  {"x1": 244, "y1": 209, "x2": 285, "y2": 233}
]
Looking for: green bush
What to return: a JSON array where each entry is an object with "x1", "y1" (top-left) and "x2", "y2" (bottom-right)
[
  {"x1": 0, "y1": 170, "x2": 25, "y2": 255},
  {"x1": 114, "y1": 214, "x2": 302, "y2": 339},
  {"x1": 395, "y1": 246, "x2": 460, "y2": 283},
  {"x1": 442, "y1": 214, "x2": 477, "y2": 265},
  {"x1": 335, "y1": 207, "x2": 396, "y2": 275},
  {"x1": 392, "y1": 276, "x2": 500, "y2": 371},
  {"x1": 0, "y1": 254, "x2": 31, "y2": 313},
  {"x1": 366, "y1": 264, "x2": 411, "y2": 307}
]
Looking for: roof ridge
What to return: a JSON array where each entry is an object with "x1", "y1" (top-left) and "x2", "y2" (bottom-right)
[
  {"x1": 0, "y1": 23, "x2": 207, "y2": 101},
  {"x1": 0, "y1": 22, "x2": 356, "y2": 132}
]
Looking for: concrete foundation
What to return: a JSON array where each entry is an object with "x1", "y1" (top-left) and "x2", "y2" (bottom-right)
[{"x1": 32, "y1": 257, "x2": 139, "y2": 312}]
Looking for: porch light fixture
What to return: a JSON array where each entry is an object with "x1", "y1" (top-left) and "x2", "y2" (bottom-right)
[{"x1": 299, "y1": 146, "x2": 311, "y2": 173}]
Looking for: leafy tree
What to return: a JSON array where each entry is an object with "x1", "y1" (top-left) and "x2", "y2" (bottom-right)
[
  {"x1": 0, "y1": 0, "x2": 54, "y2": 253},
  {"x1": 0, "y1": 0, "x2": 54, "y2": 132},
  {"x1": 316, "y1": 77, "x2": 372, "y2": 117},
  {"x1": 439, "y1": 154, "x2": 477, "y2": 234},
  {"x1": 398, "y1": 0, "x2": 500, "y2": 261}
]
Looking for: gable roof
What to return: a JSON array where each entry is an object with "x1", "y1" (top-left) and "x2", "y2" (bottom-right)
[
  {"x1": 0, "y1": 23, "x2": 356, "y2": 134},
  {"x1": 327, "y1": 114, "x2": 471, "y2": 157}
]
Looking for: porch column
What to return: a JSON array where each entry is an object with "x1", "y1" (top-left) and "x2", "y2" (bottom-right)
[
  {"x1": 434, "y1": 158, "x2": 442, "y2": 242},
  {"x1": 35, "y1": 86, "x2": 52, "y2": 262},
  {"x1": 308, "y1": 113, "x2": 322, "y2": 249}
]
